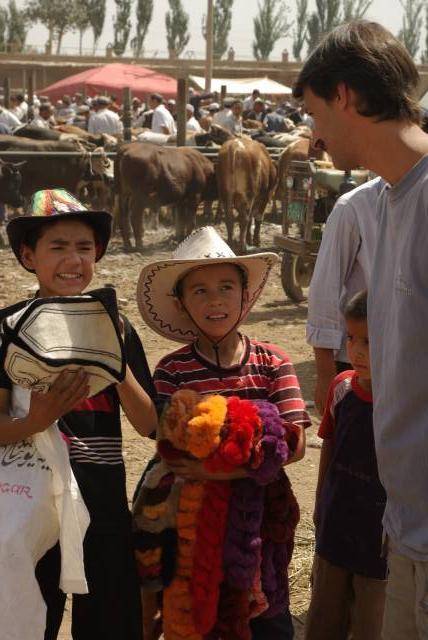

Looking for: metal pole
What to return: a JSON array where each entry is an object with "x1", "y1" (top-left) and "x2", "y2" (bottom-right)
[
  {"x1": 122, "y1": 86, "x2": 132, "y2": 142},
  {"x1": 177, "y1": 77, "x2": 188, "y2": 147},
  {"x1": 27, "y1": 74, "x2": 34, "y2": 122},
  {"x1": 3, "y1": 78, "x2": 10, "y2": 109},
  {"x1": 205, "y1": 0, "x2": 214, "y2": 92},
  {"x1": 220, "y1": 84, "x2": 227, "y2": 108}
]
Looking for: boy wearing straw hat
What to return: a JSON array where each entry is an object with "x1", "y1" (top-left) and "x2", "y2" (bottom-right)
[
  {"x1": 137, "y1": 226, "x2": 311, "y2": 639},
  {"x1": 0, "y1": 189, "x2": 157, "y2": 640}
]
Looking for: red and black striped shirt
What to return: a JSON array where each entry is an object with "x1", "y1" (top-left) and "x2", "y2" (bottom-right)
[{"x1": 154, "y1": 336, "x2": 311, "y2": 429}]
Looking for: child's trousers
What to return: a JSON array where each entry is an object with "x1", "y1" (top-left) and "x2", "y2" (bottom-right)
[
  {"x1": 304, "y1": 554, "x2": 386, "y2": 640},
  {"x1": 36, "y1": 527, "x2": 142, "y2": 640}
]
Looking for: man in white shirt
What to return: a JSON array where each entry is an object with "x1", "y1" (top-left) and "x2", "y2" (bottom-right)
[
  {"x1": 150, "y1": 94, "x2": 176, "y2": 135},
  {"x1": 221, "y1": 99, "x2": 243, "y2": 135},
  {"x1": 185, "y1": 104, "x2": 202, "y2": 133},
  {"x1": 88, "y1": 97, "x2": 123, "y2": 137},
  {"x1": 10, "y1": 94, "x2": 28, "y2": 122},
  {"x1": 243, "y1": 89, "x2": 260, "y2": 114},
  {"x1": 30, "y1": 103, "x2": 56, "y2": 129},
  {"x1": 307, "y1": 177, "x2": 383, "y2": 413},
  {"x1": 0, "y1": 106, "x2": 21, "y2": 130},
  {"x1": 212, "y1": 100, "x2": 232, "y2": 129}
]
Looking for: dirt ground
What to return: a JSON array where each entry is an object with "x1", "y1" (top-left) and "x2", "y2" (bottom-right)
[{"x1": 0, "y1": 221, "x2": 322, "y2": 639}]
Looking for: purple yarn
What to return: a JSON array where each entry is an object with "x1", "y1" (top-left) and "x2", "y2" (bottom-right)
[
  {"x1": 223, "y1": 478, "x2": 265, "y2": 589},
  {"x1": 259, "y1": 539, "x2": 290, "y2": 618},
  {"x1": 247, "y1": 401, "x2": 290, "y2": 485}
]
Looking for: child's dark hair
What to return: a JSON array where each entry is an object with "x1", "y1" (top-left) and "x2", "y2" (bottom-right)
[
  {"x1": 344, "y1": 289, "x2": 367, "y2": 321},
  {"x1": 174, "y1": 263, "x2": 248, "y2": 299},
  {"x1": 20, "y1": 217, "x2": 99, "y2": 251}
]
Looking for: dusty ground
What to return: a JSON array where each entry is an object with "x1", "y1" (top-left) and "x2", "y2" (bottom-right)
[{"x1": 0, "y1": 221, "x2": 321, "y2": 639}]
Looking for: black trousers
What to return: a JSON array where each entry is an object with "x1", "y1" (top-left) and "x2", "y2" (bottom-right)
[
  {"x1": 250, "y1": 608, "x2": 294, "y2": 639},
  {"x1": 35, "y1": 529, "x2": 142, "y2": 640}
]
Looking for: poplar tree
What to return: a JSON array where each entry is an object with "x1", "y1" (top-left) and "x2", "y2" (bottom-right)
[
  {"x1": 132, "y1": 0, "x2": 153, "y2": 57},
  {"x1": 87, "y1": 0, "x2": 106, "y2": 54},
  {"x1": 74, "y1": 0, "x2": 91, "y2": 55},
  {"x1": 292, "y1": 0, "x2": 308, "y2": 61},
  {"x1": 113, "y1": 0, "x2": 132, "y2": 56},
  {"x1": 342, "y1": 0, "x2": 372, "y2": 21},
  {"x1": 252, "y1": 0, "x2": 291, "y2": 61},
  {"x1": 202, "y1": 0, "x2": 234, "y2": 59},
  {"x1": 7, "y1": 0, "x2": 28, "y2": 52},
  {"x1": 165, "y1": 0, "x2": 190, "y2": 57},
  {"x1": 398, "y1": 0, "x2": 423, "y2": 59}
]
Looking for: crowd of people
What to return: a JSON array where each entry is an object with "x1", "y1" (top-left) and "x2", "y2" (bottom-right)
[{"x1": 0, "y1": 85, "x2": 312, "y2": 139}]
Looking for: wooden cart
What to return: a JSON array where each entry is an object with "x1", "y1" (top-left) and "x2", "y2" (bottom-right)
[{"x1": 274, "y1": 160, "x2": 368, "y2": 302}]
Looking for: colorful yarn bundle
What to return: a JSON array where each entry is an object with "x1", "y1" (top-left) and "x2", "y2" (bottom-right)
[{"x1": 136, "y1": 390, "x2": 293, "y2": 640}]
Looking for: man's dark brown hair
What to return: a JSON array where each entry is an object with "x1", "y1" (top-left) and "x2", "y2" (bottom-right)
[{"x1": 293, "y1": 21, "x2": 421, "y2": 123}]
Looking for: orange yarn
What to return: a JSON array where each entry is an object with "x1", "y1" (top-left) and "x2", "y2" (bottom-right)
[
  {"x1": 163, "y1": 482, "x2": 204, "y2": 640},
  {"x1": 162, "y1": 389, "x2": 201, "y2": 451},
  {"x1": 187, "y1": 395, "x2": 227, "y2": 459}
]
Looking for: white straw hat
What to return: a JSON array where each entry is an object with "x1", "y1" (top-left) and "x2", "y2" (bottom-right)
[{"x1": 137, "y1": 227, "x2": 278, "y2": 343}]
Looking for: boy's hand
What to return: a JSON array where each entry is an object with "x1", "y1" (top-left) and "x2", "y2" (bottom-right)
[
  {"x1": 27, "y1": 368, "x2": 90, "y2": 433},
  {"x1": 166, "y1": 458, "x2": 247, "y2": 481}
]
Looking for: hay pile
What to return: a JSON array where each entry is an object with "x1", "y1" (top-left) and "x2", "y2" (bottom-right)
[{"x1": 289, "y1": 516, "x2": 315, "y2": 619}]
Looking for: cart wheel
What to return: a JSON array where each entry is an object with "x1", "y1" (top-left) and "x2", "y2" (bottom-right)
[{"x1": 281, "y1": 251, "x2": 314, "y2": 302}]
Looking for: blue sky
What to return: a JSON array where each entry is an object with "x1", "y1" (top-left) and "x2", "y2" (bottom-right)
[{"x1": 15, "y1": 0, "x2": 419, "y2": 60}]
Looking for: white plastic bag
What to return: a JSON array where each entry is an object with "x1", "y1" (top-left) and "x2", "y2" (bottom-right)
[{"x1": 0, "y1": 386, "x2": 90, "y2": 640}]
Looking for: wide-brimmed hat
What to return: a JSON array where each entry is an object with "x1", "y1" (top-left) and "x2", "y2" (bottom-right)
[
  {"x1": 137, "y1": 227, "x2": 278, "y2": 343},
  {"x1": 7, "y1": 189, "x2": 112, "y2": 272},
  {"x1": 0, "y1": 287, "x2": 125, "y2": 397}
]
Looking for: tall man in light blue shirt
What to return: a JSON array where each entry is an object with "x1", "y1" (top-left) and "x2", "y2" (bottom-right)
[{"x1": 294, "y1": 20, "x2": 428, "y2": 639}]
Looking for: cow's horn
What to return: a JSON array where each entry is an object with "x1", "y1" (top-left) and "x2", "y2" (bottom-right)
[{"x1": 11, "y1": 161, "x2": 27, "y2": 168}]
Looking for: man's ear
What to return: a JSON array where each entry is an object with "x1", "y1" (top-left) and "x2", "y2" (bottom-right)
[
  {"x1": 336, "y1": 82, "x2": 358, "y2": 114},
  {"x1": 20, "y1": 245, "x2": 35, "y2": 271}
]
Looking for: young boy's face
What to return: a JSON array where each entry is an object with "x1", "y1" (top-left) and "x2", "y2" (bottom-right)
[
  {"x1": 346, "y1": 318, "x2": 371, "y2": 381},
  {"x1": 20, "y1": 219, "x2": 97, "y2": 298},
  {"x1": 178, "y1": 263, "x2": 248, "y2": 341}
]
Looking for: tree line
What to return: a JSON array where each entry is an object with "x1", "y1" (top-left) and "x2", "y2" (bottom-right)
[{"x1": 2, "y1": 0, "x2": 428, "y2": 63}]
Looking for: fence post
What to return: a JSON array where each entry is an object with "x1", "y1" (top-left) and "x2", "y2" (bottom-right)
[
  {"x1": 176, "y1": 77, "x2": 188, "y2": 147},
  {"x1": 122, "y1": 86, "x2": 132, "y2": 142},
  {"x1": 3, "y1": 78, "x2": 10, "y2": 109},
  {"x1": 220, "y1": 84, "x2": 227, "y2": 108},
  {"x1": 27, "y1": 73, "x2": 34, "y2": 122}
]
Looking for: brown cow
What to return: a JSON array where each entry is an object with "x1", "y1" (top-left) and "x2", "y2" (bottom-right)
[
  {"x1": 216, "y1": 137, "x2": 277, "y2": 252},
  {"x1": 114, "y1": 142, "x2": 217, "y2": 252},
  {"x1": 0, "y1": 135, "x2": 109, "y2": 208}
]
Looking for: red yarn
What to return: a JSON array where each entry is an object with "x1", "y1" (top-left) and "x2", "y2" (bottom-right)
[
  {"x1": 204, "y1": 397, "x2": 260, "y2": 473},
  {"x1": 190, "y1": 481, "x2": 231, "y2": 634},
  {"x1": 213, "y1": 584, "x2": 252, "y2": 640}
]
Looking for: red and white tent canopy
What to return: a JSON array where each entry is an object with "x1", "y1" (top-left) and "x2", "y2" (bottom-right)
[{"x1": 41, "y1": 63, "x2": 177, "y2": 103}]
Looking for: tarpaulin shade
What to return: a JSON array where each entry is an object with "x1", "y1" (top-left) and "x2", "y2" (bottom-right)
[
  {"x1": 190, "y1": 75, "x2": 292, "y2": 96},
  {"x1": 41, "y1": 63, "x2": 177, "y2": 103}
]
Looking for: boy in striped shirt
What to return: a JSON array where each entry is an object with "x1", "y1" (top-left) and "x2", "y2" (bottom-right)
[{"x1": 137, "y1": 226, "x2": 311, "y2": 639}]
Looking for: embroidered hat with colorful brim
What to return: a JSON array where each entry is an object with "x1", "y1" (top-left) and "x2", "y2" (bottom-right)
[
  {"x1": 137, "y1": 226, "x2": 279, "y2": 343},
  {"x1": 0, "y1": 287, "x2": 126, "y2": 398},
  {"x1": 7, "y1": 189, "x2": 112, "y2": 272}
]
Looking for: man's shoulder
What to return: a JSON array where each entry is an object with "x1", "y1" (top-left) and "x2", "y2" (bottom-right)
[{"x1": 335, "y1": 177, "x2": 384, "y2": 211}]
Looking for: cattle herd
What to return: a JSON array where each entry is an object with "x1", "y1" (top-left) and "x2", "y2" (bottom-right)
[{"x1": 0, "y1": 120, "x2": 330, "y2": 254}]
